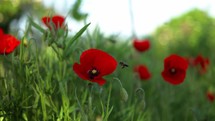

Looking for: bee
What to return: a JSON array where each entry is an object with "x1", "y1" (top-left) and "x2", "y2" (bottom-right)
[{"x1": 119, "y1": 61, "x2": 129, "y2": 69}]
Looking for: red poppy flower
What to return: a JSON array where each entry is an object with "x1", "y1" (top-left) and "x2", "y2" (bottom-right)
[
  {"x1": 42, "y1": 15, "x2": 65, "y2": 30},
  {"x1": 193, "y1": 55, "x2": 209, "y2": 74},
  {"x1": 207, "y1": 91, "x2": 215, "y2": 102},
  {"x1": 134, "y1": 65, "x2": 151, "y2": 80},
  {"x1": 0, "y1": 28, "x2": 20, "y2": 55},
  {"x1": 161, "y1": 54, "x2": 188, "y2": 85},
  {"x1": 133, "y1": 39, "x2": 150, "y2": 52},
  {"x1": 73, "y1": 48, "x2": 117, "y2": 86}
]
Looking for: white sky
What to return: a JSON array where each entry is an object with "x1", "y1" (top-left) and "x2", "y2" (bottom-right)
[{"x1": 42, "y1": 0, "x2": 215, "y2": 38}]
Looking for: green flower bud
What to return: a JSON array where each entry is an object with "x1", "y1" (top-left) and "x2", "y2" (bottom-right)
[{"x1": 120, "y1": 87, "x2": 128, "y2": 102}]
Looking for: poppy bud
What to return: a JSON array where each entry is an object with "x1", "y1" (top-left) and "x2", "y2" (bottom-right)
[
  {"x1": 120, "y1": 87, "x2": 128, "y2": 102},
  {"x1": 207, "y1": 91, "x2": 215, "y2": 102},
  {"x1": 42, "y1": 15, "x2": 65, "y2": 30},
  {"x1": 135, "y1": 88, "x2": 145, "y2": 100},
  {"x1": 135, "y1": 88, "x2": 146, "y2": 111}
]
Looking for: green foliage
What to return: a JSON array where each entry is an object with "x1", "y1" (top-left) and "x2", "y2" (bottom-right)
[
  {"x1": 154, "y1": 9, "x2": 215, "y2": 57},
  {"x1": 0, "y1": 0, "x2": 51, "y2": 33},
  {"x1": 0, "y1": 0, "x2": 21, "y2": 33},
  {"x1": 70, "y1": 0, "x2": 88, "y2": 21},
  {"x1": 0, "y1": 1, "x2": 19, "y2": 15}
]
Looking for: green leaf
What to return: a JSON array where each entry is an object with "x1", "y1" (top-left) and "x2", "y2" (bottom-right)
[
  {"x1": 28, "y1": 16, "x2": 45, "y2": 34},
  {"x1": 64, "y1": 23, "x2": 90, "y2": 57},
  {"x1": 70, "y1": 0, "x2": 88, "y2": 21}
]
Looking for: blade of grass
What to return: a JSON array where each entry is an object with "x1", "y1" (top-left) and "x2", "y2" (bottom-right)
[{"x1": 64, "y1": 23, "x2": 90, "y2": 58}]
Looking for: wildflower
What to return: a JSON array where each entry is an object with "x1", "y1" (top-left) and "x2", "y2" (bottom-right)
[
  {"x1": 207, "y1": 91, "x2": 215, "y2": 102},
  {"x1": 193, "y1": 55, "x2": 209, "y2": 74},
  {"x1": 42, "y1": 15, "x2": 65, "y2": 30},
  {"x1": 134, "y1": 65, "x2": 151, "y2": 80},
  {"x1": 161, "y1": 54, "x2": 188, "y2": 85},
  {"x1": 0, "y1": 28, "x2": 20, "y2": 55},
  {"x1": 133, "y1": 38, "x2": 150, "y2": 52},
  {"x1": 73, "y1": 48, "x2": 117, "y2": 86}
]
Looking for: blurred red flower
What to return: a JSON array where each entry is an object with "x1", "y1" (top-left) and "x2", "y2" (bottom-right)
[
  {"x1": 42, "y1": 15, "x2": 65, "y2": 30},
  {"x1": 161, "y1": 54, "x2": 188, "y2": 85},
  {"x1": 134, "y1": 65, "x2": 151, "y2": 80},
  {"x1": 207, "y1": 91, "x2": 215, "y2": 102},
  {"x1": 193, "y1": 55, "x2": 209, "y2": 74},
  {"x1": 186, "y1": 55, "x2": 209, "y2": 74},
  {"x1": 133, "y1": 39, "x2": 150, "y2": 52},
  {"x1": 0, "y1": 28, "x2": 20, "y2": 55},
  {"x1": 73, "y1": 48, "x2": 117, "y2": 86}
]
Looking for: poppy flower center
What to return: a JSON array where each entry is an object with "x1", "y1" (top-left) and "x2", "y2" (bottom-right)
[
  {"x1": 88, "y1": 68, "x2": 100, "y2": 79},
  {"x1": 169, "y1": 68, "x2": 177, "y2": 75}
]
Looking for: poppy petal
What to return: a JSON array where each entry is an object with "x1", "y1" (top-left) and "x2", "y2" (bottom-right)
[
  {"x1": 0, "y1": 28, "x2": 3, "y2": 36},
  {"x1": 52, "y1": 15, "x2": 65, "y2": 29},
  {"x1": 194, "y1": 55, "x2": 209, "y2": 74},
  {"x1": 161, "y1": 69, "x2": 186, "y2": 85},
  {"x1": 161, "y1": 54, "x2": 188, "y2": 85},
  {"x1": 4, "y1": 35, "x2": 20, "y2": 54},
  {"x1": 73, "y1": 63, "x2": 107, "y2": 86},
  {"x1": 80, "y1": 49, "x2": 97, "y2": 65},
  {"x1": 42, "y1": 17, "x2": 52, "y2": 29},
  {"x1": 134, "y1": 65, "x2": 151, "y2": 80},
  {"x1": 207, "y1": 92, "x2": 215, "y2": 102},
  {"x1": 133, "y1": 39, "x2": 150, "y2": 52},
  {"x1": 0, "y1": 30, "x2": 20, "y2": 55},
  {"x1": 92, "y1": 78, "x2": 106, "y2": 86},
  {"x1": 73, "y1": 63, "x2": 89, "y2": 80},
  {"x1": 73, "y1": 48, "x2": 117, "y2": 86},
  {"x1": 80, "y1": 48, "x2": 117, "y2": 76},
  {"x1": 42, "y1": 15, "x2": 65, "y2": 30},
  {"x1": 164, "y1": 54, "x2": 188, "y2": 70}
]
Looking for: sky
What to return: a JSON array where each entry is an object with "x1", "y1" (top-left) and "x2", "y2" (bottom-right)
[{"x1": 42, "y1": 0, "x2": 215, "y2": 38}]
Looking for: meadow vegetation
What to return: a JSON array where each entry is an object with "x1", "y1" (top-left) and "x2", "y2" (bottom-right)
[{"x1": 0, "y1": 1, "x2": 215, "y2": 121}]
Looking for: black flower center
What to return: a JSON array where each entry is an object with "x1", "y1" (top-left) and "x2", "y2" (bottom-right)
[
  {"x1": 88, "y1": 68, "x2": 100, "y2": 79},
  {"x1": 169, "y1": 68, "x2": 177, "y2": 75}
]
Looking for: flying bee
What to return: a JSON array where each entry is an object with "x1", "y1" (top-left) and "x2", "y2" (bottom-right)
[{"x1": 119, "y1": 61, "x2": 129, "y2": 69}]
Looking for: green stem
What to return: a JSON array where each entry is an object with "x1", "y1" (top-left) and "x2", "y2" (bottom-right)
[
  {"x1": 75, "y1": 88, "x2": 88, "y2": 121},
  {"x1": 84, "y1": 19, "x2": 93, "y2": 48},
  {"x1": 113, "y1": 77, "x2": 123, "y2": 88},
  {"x1": 128, "y1": 0, "x2": 136, "y2": 38},
  {"x1": 40, "y1": 92, "x2": 47, "y2": 121},
  {"x1": 51, "y1": 45, "x2": 62, "y2": 60}
]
